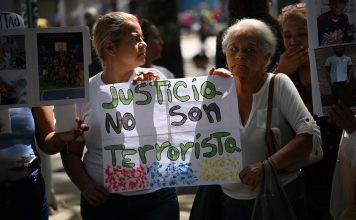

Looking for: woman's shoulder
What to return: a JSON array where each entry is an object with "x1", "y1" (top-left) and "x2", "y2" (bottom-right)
[
  {"x1": 270, "y1": 73, "x2": 297, "y2": 94},
  {"x1": 274, "y1": 73, "x2": 293, "y2": 83},
  {"x1": 269, "y1": 72, "x2": 290, "y2": 83}
]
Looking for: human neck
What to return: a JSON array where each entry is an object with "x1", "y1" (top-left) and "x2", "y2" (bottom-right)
[
  {"x1": 298, "y1": 65, "x2": 311, "y2": 85},
  {"x1": 141, "y1": 61, "x2": 153, "y2": 68},
  {"x1": 238, "y1": 72, "x2": 267, "y2": 94},
  {"x1": 101, "y1": 67, "x2": 133, "y2": 84},
  {"x1": 329, "y1": 11, "x2": 340, "y2": 21}
]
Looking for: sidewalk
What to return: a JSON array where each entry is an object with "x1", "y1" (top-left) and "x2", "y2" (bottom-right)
[{"x1": 49, "y1": 154, "x2": 197, "y2": 220}]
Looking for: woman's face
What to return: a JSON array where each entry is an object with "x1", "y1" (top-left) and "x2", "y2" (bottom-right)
[
  {"x1": 282, "y1": 17, "x2": 308, "y2": 50},
  {"x1": 145, "y1": 24, "x2": 163, "y2": 62},
  {"x1": 225, "y1": 28, "x2": 270, "y2": 78},
  {"x1": 114, "y1": 21, "x2": 147, "y2": 68}
]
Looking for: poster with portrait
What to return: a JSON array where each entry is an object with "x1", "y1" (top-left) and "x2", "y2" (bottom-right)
[
  {"x1": 308, "y1": 0, "x2": 356, "y2": 47},
  {"x1": 313, "y1": 43, "x2": 356, "y2": 114},
  {"x1": 0, "y1": 26, "x2": 90, "y2": 109},
  {"x1": 307, "y1": 0, "x2": 356, "y2": 116}
]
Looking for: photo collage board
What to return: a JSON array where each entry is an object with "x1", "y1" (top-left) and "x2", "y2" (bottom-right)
[
  {"x1": 0, "y1": 26, "x2": 90, "y2": 109},
  {"x1": 307, "y1": 0, "x2": 356, "y2": 116}
]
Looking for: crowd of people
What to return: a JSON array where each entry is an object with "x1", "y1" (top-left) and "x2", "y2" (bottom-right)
[{"x1": 1, "y1": 0, "x2": 356, "y2": 220}]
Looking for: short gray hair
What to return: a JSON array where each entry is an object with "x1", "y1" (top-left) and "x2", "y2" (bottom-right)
[{"x1": 221, "y1": 18, "x2": 276, "y2": 58}]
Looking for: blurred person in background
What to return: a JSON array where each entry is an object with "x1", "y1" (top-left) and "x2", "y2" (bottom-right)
[
  {"x1": 84, "y1": 7, "x2": 102, "y2": 77},
  {"x1": 140, "y1": 18, "x2": 175, "y2": 79},
  {"x1": 275, "y1": 4, "x2": 342, "y2": 219},
  {"x1": 329, "y1": 102, "x2": 356, "y2": 220},
  {"x1": 192, "y1": 52, "x2": 209, "y2": 76}
]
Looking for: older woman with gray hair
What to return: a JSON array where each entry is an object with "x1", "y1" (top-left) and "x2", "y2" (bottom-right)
[{"x1": 209, "y1": 18, "x2": 322, "y2": 220}]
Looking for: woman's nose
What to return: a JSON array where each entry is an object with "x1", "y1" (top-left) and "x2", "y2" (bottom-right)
[
  {"x1": 289, "y1": 36, "x2": 299, "y2": 45},
  {"x1": 234, "y1": 51, "x2": 244, "y2": 59},
  {"x1": 139, "y1": 40, "x2": 147, "y2": 48}
]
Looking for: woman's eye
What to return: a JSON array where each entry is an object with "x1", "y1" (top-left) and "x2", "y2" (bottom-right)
[
  {"x1": 299, "y1": 32, "x2": 308, "y2": 37},
  {"x1": 246, "y1": 48, "x2": 255, "y2": 54},
  {"x1": 132, "y1": 35, "x2": 144, "y2": 43},
  {"x1": 229, "y1": 47, "x2": 237, "y2": 53}
]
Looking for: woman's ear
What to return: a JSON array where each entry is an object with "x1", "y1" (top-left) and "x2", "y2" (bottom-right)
[
  {"x1": 104, "y1": 40, "x2": 116, "y2": 57},
  {"x1": 264, "y1": 53, "x2": 272, "y2": 65}
]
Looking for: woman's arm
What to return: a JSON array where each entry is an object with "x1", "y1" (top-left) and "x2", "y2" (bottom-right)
[
  {"x1": 32, "y1": 106, "x2": 63, "y2": 154},
  {"x1": 270, "y1": 74, "x2": 321, "y2": 170},
  {"x1": 61, "y1": 141, "x2": 108, "y2": 206},
  {"x1": 32, "y1": 106, "x2": 89, "y2": 155},
  {"x1": 269, "y1": 133, "x2": 313, "y2": 170}
]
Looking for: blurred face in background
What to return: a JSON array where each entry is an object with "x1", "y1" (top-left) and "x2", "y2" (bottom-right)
[
  {"x1": 282, "y1": 16, "x2": 309, "y2": 64},
  {"x1": 334, "y1": 45, "x2": 345, "y2": 57},
  {"x1": 145, "y1": 24, "x2": 163, "y2": 62}
]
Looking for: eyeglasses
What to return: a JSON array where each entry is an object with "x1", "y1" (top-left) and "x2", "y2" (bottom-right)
[{"x1": 281, "y1": 2, "x2": 306, "y2": 12}]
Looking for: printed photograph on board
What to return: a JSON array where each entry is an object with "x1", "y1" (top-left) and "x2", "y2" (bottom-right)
[
  {"x1": 316, "y1": 0, "x2": 356, "y2": 46},
  {"x1": 37, "y1": 31, "x2": 85, "y2": 102},
  {"x1": 0, "y1": 32, "x2": 29, "y2": 107},
  {"x1": 0, "y1": 72, "x2": 29, "y2": 106},
  {"x1": 314, "y1": 43, "x2": 356, "y2": 114},
  {"x1": 0, "y1": 35, "x2": 26, "y2": 70}
]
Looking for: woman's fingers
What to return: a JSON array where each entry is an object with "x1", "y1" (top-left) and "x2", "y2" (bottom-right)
[
  {"x1": 208, "y1": 67, "x2": 216, "y2": 76},
  {"x1": 83, "y1": 183, "x2": 108, "y2": 206},
  {"x1": 209, "y1": 67, "x2": 232, "y2": 78},
  {"x1": 132, "y1": 71, "x2": 160, "y2": 84},
  {"x1": 239, "y1": 162, "x2": 262, "y2": 190}
]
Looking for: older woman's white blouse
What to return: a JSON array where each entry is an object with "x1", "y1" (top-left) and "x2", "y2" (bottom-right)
[{"x1": 221, "y1": 73, "x2": 322, "y2": 200}]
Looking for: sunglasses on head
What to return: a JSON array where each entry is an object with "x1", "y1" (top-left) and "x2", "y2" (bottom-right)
[{"x1": 281, "y1": 2, "x2": 306, "y2": 12}]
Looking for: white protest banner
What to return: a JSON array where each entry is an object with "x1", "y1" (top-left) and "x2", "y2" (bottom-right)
[{"x1": 99, "y1": 76, "x2": 242, "y2": 193}]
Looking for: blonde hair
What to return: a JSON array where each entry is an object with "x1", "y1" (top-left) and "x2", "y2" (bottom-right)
[
  {"x1": 93, "y1": 11, "x2": 139, "y2": 67},
  {"x1": 278, "y1": 6, "x2": 307, "y2": 28}
]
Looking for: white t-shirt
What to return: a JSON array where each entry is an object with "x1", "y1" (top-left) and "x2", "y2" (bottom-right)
[
  {"x1": 221, "y1": 73, "x2": 322, "y2": 200},
  {"x1": 152, "y1": 65, "x2": 175, "y2": 79},
  {"x1": 330, "y1": 126, "x2": 356, "y2": 219},
  {"x1": 76, "y1": 67, "x2": 167, "y2": 196},
  {"x1": 325, "y1": 55, "x2": 352, "y2": 83}
]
